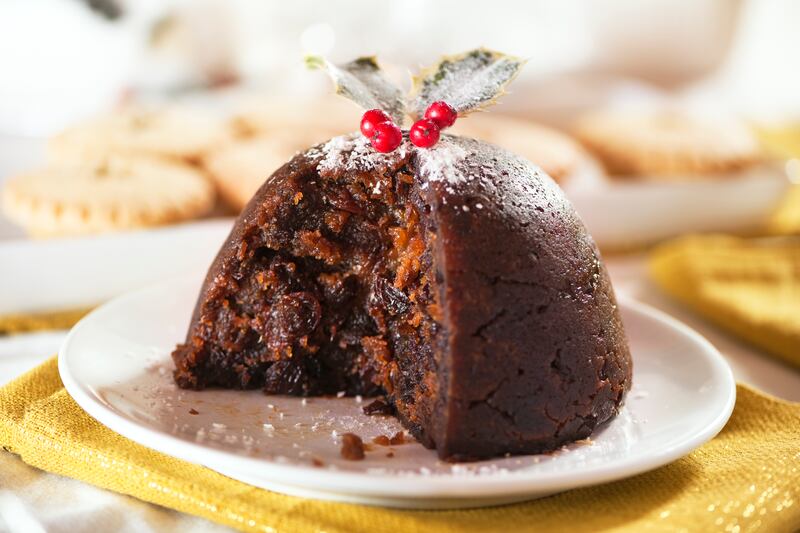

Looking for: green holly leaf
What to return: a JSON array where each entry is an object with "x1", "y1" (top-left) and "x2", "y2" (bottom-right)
[
  {"x1": 306, "y1": 55, "x2": 406, "y2": 125},
  {"x1": 409, "y1": 48, "x2": 525, "y2": 119}
]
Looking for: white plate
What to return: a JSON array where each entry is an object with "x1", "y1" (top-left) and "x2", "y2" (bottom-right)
[
  {"x1": 564, "y1": 162, "x2": 792, "y2": 248},
  {"x1": 59, "y1": 274, "x2": 736, "y2": 509}
]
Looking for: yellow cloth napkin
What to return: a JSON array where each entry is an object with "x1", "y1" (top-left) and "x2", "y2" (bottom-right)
[
  {"x1": 0, "y1": 308, "x2": 91, "y2": 335},
  {"x1": 758, "y1": 123, "x2": 800, "y2": 235},
  {"x1": 769, "y1": 186, "x2": 800, "y2": 236},
  {"x1": 649, "y1": 235, "x2": 800, "y2": 369},
  {"x1": 1, "y1": 358, "x2": 799, "y2": 533}
]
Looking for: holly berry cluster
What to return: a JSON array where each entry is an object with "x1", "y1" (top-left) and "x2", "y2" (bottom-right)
[{"x1": 360, "y1": 101, "x2": 458, "y2": 153}]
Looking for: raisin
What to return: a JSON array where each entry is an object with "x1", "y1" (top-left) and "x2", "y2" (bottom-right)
[
  {"x1": 265, "y1": 255, "x2": 302, "y2": 294},
  {"x1": 338, "y1": 311, "x2": 378, "y2": 346},
  {"x1": 263, "y1": 292, "x2": 321, "y2": 347},
  {"x1": 372, "y1": 278, "x2": 410, "y2": 316},
  {"x1": 318, "y1": 273, "x2": 359, "y2": 309},
  {"x1": 263, "y1": 359, "x2": 311, "y2": 394},
  {"x1": 327, "y1": 188, "x2": 363, "y2": 214},
  {"x1": 363, "y1": 398, "x2": 394, "y2": 416}
]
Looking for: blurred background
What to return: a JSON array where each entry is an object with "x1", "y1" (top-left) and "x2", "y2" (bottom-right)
[
  {"x1": 1, "y1": 0, "x2": 799, "y2": 239},
  {"x1": 1, "y1": 0, "x2": 799, "y2": 397},
  {"x1": 2, "y1": 0, "x2": 799, "y2": 133}
]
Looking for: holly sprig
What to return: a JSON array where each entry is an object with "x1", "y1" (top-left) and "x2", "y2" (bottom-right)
[
  {"x1": 307, "y1": 48, "x2": 525, "y2": 124},
  {"x1": 306, "y1": 48, "x2": 525, "y2": 151},
  {"x1": 408, "y1": 49, "x2": 525, "y2": 119},
  {"x1": 305, "y1": 56, "x2": 406, "y2": 125}
]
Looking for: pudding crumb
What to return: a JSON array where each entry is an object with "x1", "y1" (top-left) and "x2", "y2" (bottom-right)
[{"x1": 340, "y1": 433, "x2": 365, "y2": 460}]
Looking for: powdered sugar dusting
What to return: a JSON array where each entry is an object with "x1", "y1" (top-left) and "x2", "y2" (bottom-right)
[
  {"x1": 415, "y1": 136, "x2": 469, "y2": 185},
  {"x1": 313, "y1": 132, "x2": 471, "y2": 187},
  {"x1": 314, "y1": 133, "x2": 409, "y2": 174}
]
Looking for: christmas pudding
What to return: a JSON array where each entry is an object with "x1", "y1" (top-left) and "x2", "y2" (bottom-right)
[{"x1": 173, "y1": 50, "x2": 632, "y2": 461}]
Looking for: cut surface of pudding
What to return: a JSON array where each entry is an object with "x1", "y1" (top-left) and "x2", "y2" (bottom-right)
[{"x1": 173, "y1": 133, "x2": 632, "y2": 460}]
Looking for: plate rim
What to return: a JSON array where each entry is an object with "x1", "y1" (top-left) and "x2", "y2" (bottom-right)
[{"x1": 58, "y1": 278, "x2": 736, "y2": 500}]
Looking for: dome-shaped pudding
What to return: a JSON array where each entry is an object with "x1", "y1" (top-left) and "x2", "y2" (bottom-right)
[{"x1": 172, "y1": 133, "x2": 631, "y2": 460}]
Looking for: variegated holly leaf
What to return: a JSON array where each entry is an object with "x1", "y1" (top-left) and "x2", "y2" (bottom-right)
[
  {"x1": 306, "y1": 55, "x2": 406, "y2": 125},
  {"x1": 408, "y1": 48, "x2": 525, "y2": 119}
]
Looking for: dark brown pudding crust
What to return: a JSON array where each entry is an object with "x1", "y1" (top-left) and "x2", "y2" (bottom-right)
[{"x1": 172, "y1": 134, "x2": 632, "y2": 461}]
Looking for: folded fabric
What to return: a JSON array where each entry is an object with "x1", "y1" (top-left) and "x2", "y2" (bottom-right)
[
  {"x1": 649, "y1": 235, "x2": 800, "y2": 369},
  {"x1": 0, "y1": 308, "x2": 90, "y2": 335},
  {"x1": 757, "y1": 124, "x2": 800, "y2": 235},
  {"x1": 769, "y1": 186, "x2": 800, "y2": 236},
  {"x1": 1, "y1": 358, "x2": 798, "y2": 533}
]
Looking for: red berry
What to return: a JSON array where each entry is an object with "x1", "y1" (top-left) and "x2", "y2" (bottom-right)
[
  {"x1": 409, "y1": 118, "x2": 440, "y2": 148},
  {"x1": 371, "y1": 121, "x2": 403, "y2": 153},
  {"x1": 424, "y1": 101, "x2": 457, "y2": 129},
  {"x1": 361, "y1": 109, "x2": 392, "y2": 138}
]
